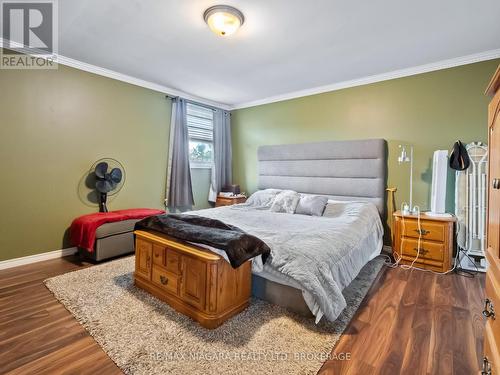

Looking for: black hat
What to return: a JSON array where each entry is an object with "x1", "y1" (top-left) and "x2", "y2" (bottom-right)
[{"x1": 449, "y1": 140, "x2": 471, "y2": 171}]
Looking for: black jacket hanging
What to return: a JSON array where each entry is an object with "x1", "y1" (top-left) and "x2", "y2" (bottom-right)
[{"x1": 449, "y1": 140, "x2": 471, "y2": 171}]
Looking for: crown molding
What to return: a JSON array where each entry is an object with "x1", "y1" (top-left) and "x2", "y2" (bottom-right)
[
  {"x1": 231, "y1": 48, "x2": 500, "y2": 110},
  {"x1": 2, "y1": 38, "x2": 499, "y2": 111},
  {"x1": 57, "y1": 54, "x2": 232, "y2": 110},
  {"x1": 0, "y1": 38, "x2": 231, "y2": 110}
]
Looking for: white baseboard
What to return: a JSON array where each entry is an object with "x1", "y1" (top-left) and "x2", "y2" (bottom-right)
[{"x1": 0, "y1": 247, "x2": 78, "y2": 270}]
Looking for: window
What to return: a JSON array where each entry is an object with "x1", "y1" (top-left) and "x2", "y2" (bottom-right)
[{"x1": 187, "y1": 103, "x2": 214, "y2": 168}]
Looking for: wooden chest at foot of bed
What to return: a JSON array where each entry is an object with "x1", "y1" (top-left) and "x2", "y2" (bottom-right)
[{"x1": 134, "y1": 230, "x2": 251, "y2": 329}]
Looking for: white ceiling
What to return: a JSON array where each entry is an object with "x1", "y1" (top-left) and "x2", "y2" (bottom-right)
[{"x1": 59, "y1": 0, "x2": 500, "y2": 108}]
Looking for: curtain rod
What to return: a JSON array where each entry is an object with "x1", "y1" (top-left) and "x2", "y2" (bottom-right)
[{"x1": 165, "y1": 95, "x2": 228, "y2": 113}]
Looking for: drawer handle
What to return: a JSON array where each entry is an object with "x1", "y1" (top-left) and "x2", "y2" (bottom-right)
[
  {"x1": 160, "y1": 275, "x2": 169, "y2": 285},
  {"x1": 482, "y1": 357, "x2": 492, "y2": 375},
  {"x1": 413, "y1": 247, "x2": 429, "y2": 255},
  {"x1": 414, "y1": 229, "x2": 429, "y2": 235},
  {"x1": 493, "y1": 178, "x2": 500, "y2": 190},
  {"x1": 483, "y1": 298, "x2": 496, "y2": 320},
  {"x1": 146, "y1": 255, "x2": 151, "y2": 269}
]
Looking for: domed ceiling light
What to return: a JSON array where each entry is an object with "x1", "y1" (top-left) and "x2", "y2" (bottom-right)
[{"x1": 203, "y1": 5, "x2": 244, "y2": 36}]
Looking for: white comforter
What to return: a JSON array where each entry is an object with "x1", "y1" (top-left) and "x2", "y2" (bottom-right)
[{"x1": 191, "y1": 201, "x2": 383, "y2": 322}]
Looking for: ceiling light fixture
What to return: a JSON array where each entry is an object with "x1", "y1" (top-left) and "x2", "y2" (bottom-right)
[{"x1": 203, "y1": 5, "x2": 244, "y2": 37}]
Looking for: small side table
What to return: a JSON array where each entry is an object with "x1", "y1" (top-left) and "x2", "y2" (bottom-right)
[
  {"x1": 393, "y1": 210, "x2": 456, "y2": 272},
  {"x1": 215, "y1": 194, "x2": 247, "y2": 207}
]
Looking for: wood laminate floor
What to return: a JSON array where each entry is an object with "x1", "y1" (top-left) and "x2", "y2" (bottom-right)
[
  {"x1": 319, "y1": 265, "x2": 485, "y2": 375},
  {"x1": 0, "y1": 255, "x2": 485, "y2": 375}
]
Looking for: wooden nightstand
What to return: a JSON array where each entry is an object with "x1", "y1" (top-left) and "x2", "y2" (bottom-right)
[
  {"x1": 393, "y1": 210, "x2": 456, "y2": 272},
  {"x1": 215, "y1": 194, "x2": 247, "y2": 207}
]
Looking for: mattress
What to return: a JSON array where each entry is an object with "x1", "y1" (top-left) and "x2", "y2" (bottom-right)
[
  {"x1": 253, "y1": 226, "x2": 383, "y2": 322},
  {"x1": 186, "y1": 200, "x2": 384, "y2": 322},
  {"x1": 194, "y1": 221, "x2": 382, "y2": 323}
]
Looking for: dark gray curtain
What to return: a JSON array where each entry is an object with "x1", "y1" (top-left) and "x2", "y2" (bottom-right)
[
  {"x1": 166, "y1": 98, "x2": 194, "y2": 211},
  {"x1": 209, "y1": 110, "x2": 232, "y2": 202}
]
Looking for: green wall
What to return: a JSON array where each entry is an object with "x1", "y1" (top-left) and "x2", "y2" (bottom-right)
[
  {"x1": 1, "y1": 58, "x2": 497, "y2": 261},
  {"x1": 0, "y1": 62, "x2": 210, "y2": 261},
  {"x1": 231, "y1": 59, "x2": 499, "y2": 223}
]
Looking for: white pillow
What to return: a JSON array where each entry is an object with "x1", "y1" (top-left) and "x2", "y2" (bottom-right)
[
  {"x1": 246, "y1": 189, "x2": 281, "y2": 207},
  {"x1": 322, "y1": 202, "x2": 349, "y2": 218},
  {"x1": 295, "y1": 195, "x2": 329, "y2": 216},
  {"x1": 270, "y1": 190, "x2": 300, "y2": 213},
  {"x1": 323, "y1": 200, "x2": 363, "y2": 217}
]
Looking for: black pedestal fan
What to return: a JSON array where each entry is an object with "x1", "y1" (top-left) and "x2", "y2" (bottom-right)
[{"x1": 89, "y1": 158, "x2": 125, "y2": 212}]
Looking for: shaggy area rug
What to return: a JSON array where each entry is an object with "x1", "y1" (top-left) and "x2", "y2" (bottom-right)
[{"x1": 44, "y1": 256, "x2": 383, "y2": 375}]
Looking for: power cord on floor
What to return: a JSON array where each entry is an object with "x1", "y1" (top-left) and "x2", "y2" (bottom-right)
[
  {"x1": 452, "y1": 220, "x2": 478, "y2": 278},
  {"x1": 454, "y1": 246, "x2": 479, "y2": 278}
]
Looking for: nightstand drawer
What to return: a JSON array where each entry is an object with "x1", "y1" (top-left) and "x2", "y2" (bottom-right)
[
  {"x1": 400, "y1": 238, "x2": 444, "y2": 262},
  {"x1": 401, "y1": 220, "x2": 445, "y2": 242}
]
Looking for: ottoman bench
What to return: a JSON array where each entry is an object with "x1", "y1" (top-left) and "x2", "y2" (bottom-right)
[
  {"x1": 70, "y1": 208, "x2": 165, "y2": 262},
  {"x1": 83, "y1": 219, "x2": 141, "y2": 261}
]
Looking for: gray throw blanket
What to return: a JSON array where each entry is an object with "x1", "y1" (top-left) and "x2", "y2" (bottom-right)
[{"x1": 134, "y1": 214, "x2": 270, "y2": 268}]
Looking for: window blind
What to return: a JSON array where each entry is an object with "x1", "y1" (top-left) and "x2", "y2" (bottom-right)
[{"x1": 187, "y1": 103, "x2": 213, "y2": 142}]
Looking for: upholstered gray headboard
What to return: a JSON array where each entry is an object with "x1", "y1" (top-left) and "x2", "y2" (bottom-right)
[{"x1": 257, "y1": 139, "x2": 387, "y2": 215}]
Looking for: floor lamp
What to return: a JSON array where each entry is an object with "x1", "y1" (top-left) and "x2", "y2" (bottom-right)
[{"x1": 398, "y1": 144, "x2": 415, "y2": 214}]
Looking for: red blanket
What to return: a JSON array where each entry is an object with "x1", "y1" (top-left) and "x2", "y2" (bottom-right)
[{"x1": 70, "y1": 208, "x2": 165, "y2": 252}]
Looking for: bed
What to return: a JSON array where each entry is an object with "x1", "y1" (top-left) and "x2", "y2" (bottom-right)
[
  {"x1": 190, "y1": 139, "x2": 387, "y2": 322},
  {"x1": 135, "y1": 138, "x2": 387, "y2": 324},
  {"x1": 255, "y1": 138, "x2": 387, "y2": 320}
]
